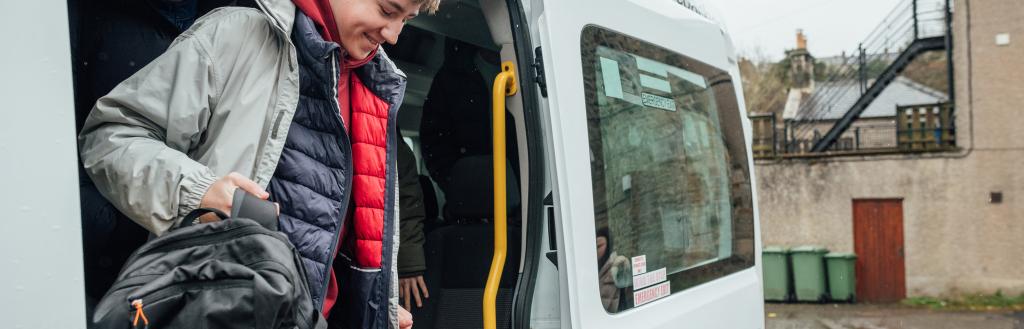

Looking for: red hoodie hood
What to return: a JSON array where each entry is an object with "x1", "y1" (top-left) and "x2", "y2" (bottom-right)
[{"x1": 292, "y1": 0, "x2": 377, "y2": 68}]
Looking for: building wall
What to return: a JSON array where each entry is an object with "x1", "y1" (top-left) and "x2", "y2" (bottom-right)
[
  {"x1": 957, "y1": 0, "x2": 1024, "y2": 151},
  {"x1": 756, "y1": 151, "x2": 1024, "y2": 297},
  {"x1": 754, "y1": 0, "x2": 1024, "y2": 297}
]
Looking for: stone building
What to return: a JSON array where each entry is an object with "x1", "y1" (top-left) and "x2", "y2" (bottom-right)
[{"x1": 754, "y1": 0, "x2": 1024, "y2": 300}]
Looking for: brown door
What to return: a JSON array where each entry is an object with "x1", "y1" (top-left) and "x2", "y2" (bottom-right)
[{"x1": 853, "y1": 199, "x2": 906, "y2": 302}]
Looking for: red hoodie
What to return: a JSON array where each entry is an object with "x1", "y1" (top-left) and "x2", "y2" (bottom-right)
[
  {"x1": 292, "y1": 0, "x2": 377, "y2": 131},
  {"x1": 291, "y1": 0, "x2": 377, "y2": 317}
]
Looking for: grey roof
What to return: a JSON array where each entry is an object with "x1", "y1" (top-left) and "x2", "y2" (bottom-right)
[{"x1": 793, "y1": 76, "x2": 948, "y2": 120}]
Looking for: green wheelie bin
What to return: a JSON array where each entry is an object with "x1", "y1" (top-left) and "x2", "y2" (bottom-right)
[
  {"x1": 825, "y1": 252, "x2": 857, "y2": 302},
  {"x1": 762, "y1": 246, "x2": 791, "y2": 301},
  {"x1": 790, "y1": 246, "x2": 828, "y2": 302}
]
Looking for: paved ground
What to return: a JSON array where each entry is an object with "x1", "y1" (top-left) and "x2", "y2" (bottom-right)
[{"x1": 765, "y1": 303, "x2": 1024, "y2": 329}]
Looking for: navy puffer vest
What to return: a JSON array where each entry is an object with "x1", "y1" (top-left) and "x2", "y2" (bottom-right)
[
  {"x1": 267, "y1": 12, "x2": 351, "y2": 309},
  {"x1": 268, "y1": 12, "x2": 406, "y2": 329}
]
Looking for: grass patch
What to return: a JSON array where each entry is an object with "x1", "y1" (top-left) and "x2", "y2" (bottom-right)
[{"x1": 902, "y1": 291, "x2": 1024, "y2": 311}]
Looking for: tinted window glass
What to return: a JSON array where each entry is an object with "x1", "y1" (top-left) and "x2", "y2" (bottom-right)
[{"x1": 582, "y1": 25, "x2": 756, "y2": 313}]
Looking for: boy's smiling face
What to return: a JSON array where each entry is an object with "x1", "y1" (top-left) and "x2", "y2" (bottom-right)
[{"x1": 330, "y1": 0, "x2": 420, "y2": 60}]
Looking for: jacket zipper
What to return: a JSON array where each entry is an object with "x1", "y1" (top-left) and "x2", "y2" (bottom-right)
[
  {"x1": 318, "y1": 51, "x2": 354, "y2": 306},
  {"x1": 271, "y1": 110, "x2": 286, "y2": 139}
]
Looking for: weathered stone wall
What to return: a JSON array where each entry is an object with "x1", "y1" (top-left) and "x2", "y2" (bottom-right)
[{"x1": 756, "y1": 150, "x2": 1024, "y2": 297}]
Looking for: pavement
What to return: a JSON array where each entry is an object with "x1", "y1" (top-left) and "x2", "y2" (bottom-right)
[{"x1": 765, "y1": 303, "x2": 1024, "y2": 329}]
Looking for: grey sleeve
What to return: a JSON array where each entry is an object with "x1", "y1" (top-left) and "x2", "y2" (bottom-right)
[{"x1": 78, "y1": 33, "x2": 221, "y2": 236}]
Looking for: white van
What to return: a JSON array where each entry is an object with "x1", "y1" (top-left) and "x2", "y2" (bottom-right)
[{"x1": 0, "y1": 0, "x2": 764, "y2": 328}]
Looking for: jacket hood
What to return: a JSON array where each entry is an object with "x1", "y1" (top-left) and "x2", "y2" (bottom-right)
[
  {"x1": 290, "y1": 0, "x2": 341, "y2": 44},
  {"x1": 253, "y1": 0, "x2": 298, "y2": 35},
  {"x1": 290, "y1": 0, "x2": 377, "y2": 67}
]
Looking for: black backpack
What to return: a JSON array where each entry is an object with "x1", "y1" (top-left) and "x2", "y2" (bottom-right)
[{"x1": 91, "y1": 191, "x2": 326, "y2": 329}]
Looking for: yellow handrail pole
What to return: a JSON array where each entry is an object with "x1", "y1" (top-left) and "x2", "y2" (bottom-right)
[{"x1": 484, "y1": 61, "x2": 517, "y2": 329}]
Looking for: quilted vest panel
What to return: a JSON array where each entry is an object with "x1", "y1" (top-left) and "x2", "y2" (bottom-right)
[{"x1": 349, "y1": 74, "x2": 390, "y2": 269}]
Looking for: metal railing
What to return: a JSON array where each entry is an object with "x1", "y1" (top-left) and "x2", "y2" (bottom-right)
[
  {"x1": 896, "y1": 102, "x2": 955, "y2": 150},
  {"x1": 752, "y1": 102, "x2": 955, "y2": 159},
  {"x1": 787, "y1": 0, "x2": 953, "y2": 149}
]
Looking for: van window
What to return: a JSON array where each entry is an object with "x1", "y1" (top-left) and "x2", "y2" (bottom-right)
[{"x1": 581, "y1": 25, "x2": 755, "y2": 313}]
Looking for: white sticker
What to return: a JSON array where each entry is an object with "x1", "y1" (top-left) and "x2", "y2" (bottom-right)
[
  {"x1": 631, "y1": 255, "x2": 647, "y2": 275},
  {"x1": 599, "y1": 57, "x2": 624, "y2": 99},
  {"x1": 996, "y1": 33, "x2": 1010, "y2": 46},
  {"x1": 635, "y1": 56, "x2": 668, "y2": 77},
  {"x1": 632, "y1": 267, "x2": 667, "y2": 290},
  {"x1": 633, "y1": 281, "x2": 671, "y2": 306},
  {"x1": 639, "y1": 74, "x2": 672, "y2": 93},
  {"x1": 641, "y1": 92, "x2": 676, "y2": 111}
]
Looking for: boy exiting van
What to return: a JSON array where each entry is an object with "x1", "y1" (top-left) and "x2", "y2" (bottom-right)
[{"x1": 78, "y1": 0, "x2": 439, "y2": 327}]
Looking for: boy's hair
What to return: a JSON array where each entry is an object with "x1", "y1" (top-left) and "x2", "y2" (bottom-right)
[{"x1": 414, "y1": 0, "x2": 441, "y2": 15}]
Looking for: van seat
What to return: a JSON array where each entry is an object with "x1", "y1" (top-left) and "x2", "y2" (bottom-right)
[{"x1": 410, "y1": 156, "x2": 522, "y2": 329}]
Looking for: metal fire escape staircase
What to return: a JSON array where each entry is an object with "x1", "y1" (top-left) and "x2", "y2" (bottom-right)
[{"x1": 792, "y1": 0, "x2": 955, "y2": 152}]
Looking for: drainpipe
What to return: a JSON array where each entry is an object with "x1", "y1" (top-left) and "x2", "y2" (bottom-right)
[
  {"x1": 913, "y1": 0, "x2": 919, "y2": 40},
  {"x1": 858, "y1": 44, "x2": 867, "y2": 95},
  {"x1": 945, "y1": 0, "x2": 955, "y2": 104}
]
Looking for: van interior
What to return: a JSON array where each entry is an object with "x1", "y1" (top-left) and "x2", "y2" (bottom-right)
[
  {"x1": 67, "y1": 0, "x2": 534, "y2": 328},
  {"x1": 385, "y1": 1, "x2": 529, "y2": 328}
]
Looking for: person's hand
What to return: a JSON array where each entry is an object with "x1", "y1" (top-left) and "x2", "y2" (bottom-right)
[
  {"x1": 610, "y1": 255, "x2": 631, "y2": 288},
  {"x1": 198, "y1": 172, "x2": 269, "y2": 222},
  {"x1": 398, "y1": 306, "x2": 413, "y2": 329},
  {"x1": 399, "y1": 275, "x2": 430, "y2": 309}
]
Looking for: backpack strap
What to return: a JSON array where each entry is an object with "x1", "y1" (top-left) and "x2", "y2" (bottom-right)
[
  {"x1": 180, "y1": 208, "x2": 229, "y2": 229},
  {"x1": 231, "y1": 189, "x2": 279, "y2": 231},
  {"x1": 177, "y1": 190, "x2": 278, "y2": 231}
]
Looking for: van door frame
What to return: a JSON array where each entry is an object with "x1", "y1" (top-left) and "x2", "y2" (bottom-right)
[{"x1": 500, "y1": 0, "x2": 548, "y2": 328}]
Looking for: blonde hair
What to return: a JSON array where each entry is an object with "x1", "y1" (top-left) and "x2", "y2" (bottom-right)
[{"x1": 413, "y1": 0, "x2": 441, "y2": 15}]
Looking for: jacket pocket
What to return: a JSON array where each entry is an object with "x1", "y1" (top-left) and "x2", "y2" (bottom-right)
[{"x1": 330, "y1": 257, "x2": 383, "y2": 329}]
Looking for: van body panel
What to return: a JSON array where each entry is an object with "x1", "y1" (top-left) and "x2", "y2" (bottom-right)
[{"x1": 0, "y1": 0, "x2": 88, "y2": 328}]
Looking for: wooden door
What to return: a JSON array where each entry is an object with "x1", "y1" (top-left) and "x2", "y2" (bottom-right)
[{"x1": 853, "y1": 199, "x2": 906, "y2": 302}]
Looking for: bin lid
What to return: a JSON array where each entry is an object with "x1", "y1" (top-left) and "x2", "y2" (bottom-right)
[
  {"x1": 762, "y1": 246, "x2": 788, "y2": 253},
  {"x1": 824, "y1": 252, "x2": 857, "y2": 259},
  {"x1": 790, "y1": 245, "x2": 828, "y2": 253}
]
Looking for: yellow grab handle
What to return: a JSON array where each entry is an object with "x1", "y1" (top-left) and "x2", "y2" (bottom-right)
[{"x1": 484, "y1": 61, "x2": 517, "y2": 329}]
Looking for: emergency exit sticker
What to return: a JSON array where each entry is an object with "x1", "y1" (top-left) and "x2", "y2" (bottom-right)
[
  {"x1": 640, "y1": 92, "x2": 676, "y2": 111},
  {"x1": 633, "y1": 267, "x2": 667, "y2": 290},
  {"x1": 633, "y1": 281, "x2": 671, "y2": 306},
  {"x1": 631, "y1": 255, "x2": 647, "y2": 275}
]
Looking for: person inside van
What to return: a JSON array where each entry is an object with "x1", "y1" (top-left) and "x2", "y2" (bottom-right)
[
  {"x1": 77, "y1": 0, "x2": 440, "y2": 327},
  {"x1": 396, "y1": 130, "x2": 430, "y2": 310},
  {"x1": 418, "y1": 37, "x2": 521, "y2": 221},
  {"x1": 596, "y1": 227, "x2": 630, "y2": 312},
  {"x1": 70, "y1": 0, "x2": 245, "y2": 309}
]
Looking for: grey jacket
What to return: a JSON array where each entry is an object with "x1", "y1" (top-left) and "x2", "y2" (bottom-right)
[{"x1": 80, "y1": 0, "x2": 307, "y2": 235}]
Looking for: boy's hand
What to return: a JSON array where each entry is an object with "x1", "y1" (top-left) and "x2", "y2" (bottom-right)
[
  {"x1": 198, "y1": 172, "x2": 270, "y2": 222},
  {"x1": 398, "y1": 306, "x2": 413, "y2": 329},
  {"x1": 399, "y1": 275, "x2": 430, "y2": 309}
]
